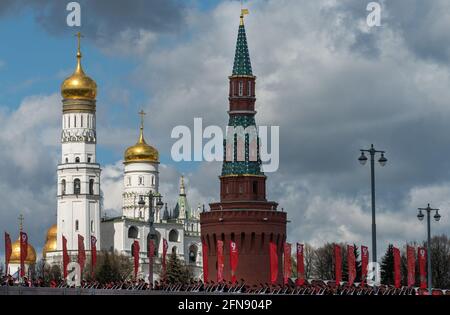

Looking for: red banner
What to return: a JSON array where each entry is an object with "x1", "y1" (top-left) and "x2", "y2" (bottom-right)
[
  {"x1": 347, "y1": 245, "x2": 356, "y2": 286},
  {"x1": 4, "y1": 232, "x2": 11, "y2": 275},
  {"x1": 284, "y1": 243, "x2": 292, "y2": 285},
  {"x1": 334, "y1": 244, "x2": 342, "y2": 283},
  {"x1": 269, "y1": 242, "x2": 278, "y2": 284},
  {"x1": 62, "y1": 235, "x2": 69, "y2": 279},
  {"x1": 90, "y1": 235, "x2": 97, "y2": 278},
  {"x1": 407, "y1": 245, "x2": 416, "y2": 287},
  {"x1": 393, "y1": 246, "x2": 401, "y2": 288},
  {"x1": 361, "y1": 245, "x2": 369, "y2": 286},
  {"x1": 296, "y1": 243, "x2": 305, "y2": 286},
  {"x1": 162, "y1": 238, "x2": 168, "y2": 278},
  {"x1": 202, "y1": 240, "x2": 208, "y2": 283},
  {"x1": 78, "y1": 234, "x2": 86, "y2": 274},
  {"x1": 217, "y1": 240, "x2": 224, "y2": 282},
  {"x1": 418, "y1": 247, "x2": 427, "y2": 289},
  {"x1": 229, "y1": 241, "x2": 238, "y2": 284},
  {"x1": 19, "y1": 232, "x2": 28, "y2": 278},
  {"x1": 133, "y1": 240, "x2": 140, "y2": 280}
]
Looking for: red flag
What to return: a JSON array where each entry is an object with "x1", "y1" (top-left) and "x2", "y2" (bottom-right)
[
  {"x1": 393, "y1": 246, "x2": 401, "y2": 288},
  {"x1": 217, "y1": 240, "x2": 224, "y2": 282},
  {"x1": 334, "y1": 244, "x2": 342, "y2": 283},
  {"x1": 19, "y1": 232, "x2": 28, "y2": 278},
  {"x1": 283, "y1": 243, "x2": 292, "y2": 285},
  {"x1": 269, "y1": 242, "x2": 278, "y2": 284},
  {"x1": 407, "y1": 245, "x2": 416, "y2": 287},
  {"x1": 162, "y1": 239, "x2": 168, "y2": 278},
  {"x1": 77, "y1": 234, "x2": 86, "y2": 274},
  {"x1": 229, "y1": 240, "x2": 238, "y2": 284},
  {"x1": 133, "y1": 240, "x2": 140, "y2": 280},
  {"x1": 347, "y1": 245, "x2": 356, "y2": 286},
  {"x1": 202, "y1": 240, "x2": 209, "y2": 283},
  {"x1": 418, "y1": 247, "x2": 427, "y2": 289},
  {"x1": 361, "y1": 245, "x2": 369, "y2": 286},
  {"x1": 62, "y1": 235, "x2": 69, "y2": 279},
  {"x1": 90, "y1": 235, "x2": 97, "y2": 278},
  {"x1": 4, "y1": 233, "x2": 11, "y2": 275},
  {"x1": 296, "y1": 243, "x2": 305, "y2": 286}
]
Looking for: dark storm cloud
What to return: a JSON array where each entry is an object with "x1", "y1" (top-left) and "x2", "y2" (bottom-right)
[{"x1": 0, "y1": 0, "x2": 186, "y2": 41}]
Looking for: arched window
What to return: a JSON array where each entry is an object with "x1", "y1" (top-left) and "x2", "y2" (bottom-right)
[
  {"x1": 65, "y1": 157, "x2": 69, "y2": 163},
  {"x1": 128, "y1": 226, "x2": 139, "y2": 239},
  {"x1": 61, "y1": 179, "x2": 66, "y2": 195},
  {"x1": 238, "y1": 81, "x2": 243, "y2": 96},
  {"x1": 89, "y1": 179, "x2": 94, "y2": 195},
  {"x1": 247, "y1": 81, "x2": 252, "y2": 96},
  {"x1": 152, "y1": 176, "x2": 155, "y2": 186},
  {"x1": 169, "y1": 229, "x2": 179, "y2": 242},
  {"x1": 139, "y1": 176, "x2": 144, "y2": 185},
  {"x1": 75, "y1": 220, "x2": 79, "y2": 231},
  {"x1": 75, "y1": 157, "x2": 80, "y2": 163},
  {"x1": 189, "y1": 244, "x2": 198, "y2": 264},
  {"x1": 74, "y1": 178, "x2": 81, "y2": 195}
]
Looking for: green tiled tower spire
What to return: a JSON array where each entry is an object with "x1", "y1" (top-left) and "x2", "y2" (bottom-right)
[
  {"x1": 232, "y1": 12, "x2": 253, "y2": 76},
  {"x1": 221, "y1": 10, "x2": 263, "y2": 177}
]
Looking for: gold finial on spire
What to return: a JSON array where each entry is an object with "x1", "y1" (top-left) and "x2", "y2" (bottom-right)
[
  {"x1": 240, "y1": 0, "x2": 249, "y2": 26},
  {"x1": 18, "y1": 214, "x2": 24, "y2": 232}
]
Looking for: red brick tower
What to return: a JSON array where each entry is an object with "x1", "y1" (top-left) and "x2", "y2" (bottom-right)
[{"x1": 200, "y1": 10, "x2": 287, "y2": 286}]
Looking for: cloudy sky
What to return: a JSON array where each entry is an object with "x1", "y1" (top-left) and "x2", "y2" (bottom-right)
[{"x1": 0, "y1": 0, "x2": 450, "y2": 261}]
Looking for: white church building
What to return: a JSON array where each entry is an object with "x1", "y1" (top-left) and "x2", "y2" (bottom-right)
[{"x1": 43, "y1": 34, "x2": 202, "y2": 281}]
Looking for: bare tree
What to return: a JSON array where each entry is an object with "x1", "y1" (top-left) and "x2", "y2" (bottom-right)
[{"x1": 428, "y1": 235, "x2": 450, "y2": 289}]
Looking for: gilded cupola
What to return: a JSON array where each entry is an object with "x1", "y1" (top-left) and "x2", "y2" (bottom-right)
[
  {"x1": 124, "y1": 111, "x2": 159, "y2": 164},
  {"x1": 61, "y1": 32, "x2": 97, "y2": 100}
]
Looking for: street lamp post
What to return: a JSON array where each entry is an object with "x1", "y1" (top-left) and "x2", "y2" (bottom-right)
[
  {"x1": 358, "y1": 144, "x2": 387, "y2": 264},
  {"x1": 417, "y1": 204, "x2": 441, "y2": 294},
  {"x1": 138, "y1": 191, "x2": 164, "y2": 287}
]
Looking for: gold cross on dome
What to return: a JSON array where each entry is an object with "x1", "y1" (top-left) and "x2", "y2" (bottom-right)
[
  {"x1": 75, "y1": 32, "x2": 84, "y2": 53},
  {"x1": 139, "y1": 110, "x2": 146, "y2": 129},
  {"x1": 18, "y1": 214, "x2": 24, "y2": 232}
]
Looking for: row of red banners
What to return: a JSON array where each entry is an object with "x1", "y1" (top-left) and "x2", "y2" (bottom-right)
[
  {"x1": 333, "y1": 244, "x2": 427, "y2": 288},
  {"x1": 201, "y1": 240, "x2": 429, "y2": 287},
  {"x1": 3, "y1": 231, "x2": 428, "y2": 287}
]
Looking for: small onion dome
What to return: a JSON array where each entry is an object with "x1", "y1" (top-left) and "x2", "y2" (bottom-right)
[
  {"x1": 61, "y1": 33, "x2": 97, "y2": 100},
  {"x1": 43, "y1": 224, "x2": 57, "y2": 259},
  {"x1": 10, "y1": 238, "x2": 37, "y2": 265},
  {"x1": 124, "y1": 125, "x2": 159, "y2": 164}
]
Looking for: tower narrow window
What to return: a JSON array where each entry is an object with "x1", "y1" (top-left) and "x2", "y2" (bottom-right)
[
  {"x1": 81, "y1": 115, "x2": 83, "y2": 127},
  {"x1": 74, "y1": 115, "x2": 77, "y2": 127},
  {"x1": 91, "y1": 220, "x2": 94, "y2": 233},
  {"x1": 75, "y1": 157, "x2": 80, "y2": 163},
  {"x1": 238, "y1": 81, "x2": 243, "y2": 96},
  {"x1": 75, "y1": 220, "x2": 79, "y2": 231},
  {"x1": 89, "y1": 179, "x2": 94, "y2": 195},
  {"x1": 247, "y1": 81, "x2": 252, "y2": 96},
  {"x1": 139, "y1": 176, "x2": 144, "y2": 186},
  {"x1": 74, "y1": 178, "x2": 81, "y2": 195},
  {"x1": 61, "y1": 179, "x2": 66, "y2": 195},
  {"x1": 68, "y1": 116, "x2": 70, "y2": 128},
  {"x1": 239, "y1": 184, "x2": 243, "y2": 194},
  {"x1": 253, "y1": 181, "x2": 258, "y2": 194}
]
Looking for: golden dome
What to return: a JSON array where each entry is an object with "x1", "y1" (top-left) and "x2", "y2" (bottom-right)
[
  {"x1": 10, "y1": 238, "x2": 37, "y2": 265},
  {"x1": 124, "y1": 112, "x2": 159, "y2": 164},
  {"x1": 61, "y1": 32, "x2": 97, "y2": 100},
  {"x1": 43, "y1": 224, "x2": 57, "y2": 259}
]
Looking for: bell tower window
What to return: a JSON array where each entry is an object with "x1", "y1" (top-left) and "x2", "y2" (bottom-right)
[
  {"x1": 74, "y1": 178, "x2": 81, "y2": 195},
  {"x1": 61, "y1": 179, "x2": 66, "y2": 195},
  {"x1": 89, "y1": 179, "x2": 94, "y2": 195}
]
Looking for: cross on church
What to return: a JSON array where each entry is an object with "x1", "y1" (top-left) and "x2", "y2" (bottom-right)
[
  {"x1": 76, "y1": 32, "x2": 84, "y2": 54},
  {"x1": 18, "y1": 214, "x2": 24, "y2": 232},
  {"x1": 139, "y1": 110, "x2": 146, "y2": 129}
]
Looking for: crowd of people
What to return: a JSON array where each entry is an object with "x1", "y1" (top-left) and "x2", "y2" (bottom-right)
[{"x1": 1, "y1": 275, "x2": 448, "y2": 295}]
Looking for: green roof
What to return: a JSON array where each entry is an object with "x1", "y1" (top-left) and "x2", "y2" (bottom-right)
[{"x1": 232, "y1": 22, "x2": 253, "y2": 76}]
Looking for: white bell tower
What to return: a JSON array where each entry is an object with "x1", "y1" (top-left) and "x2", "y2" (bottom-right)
[{"x1": 56, "y1": 33, "x2": 101, "y2": 253}]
